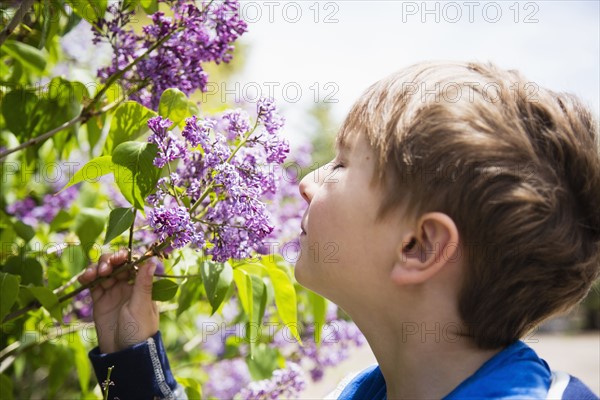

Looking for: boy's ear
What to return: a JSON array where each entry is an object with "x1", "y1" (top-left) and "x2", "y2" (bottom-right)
[{"x1": 391, "y1": 212, "x2": 460, "y2": 285}]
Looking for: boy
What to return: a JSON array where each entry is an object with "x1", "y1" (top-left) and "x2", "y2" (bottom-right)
[{"x1": 80, "y1": 61, "x2": 600, "y2": 399}]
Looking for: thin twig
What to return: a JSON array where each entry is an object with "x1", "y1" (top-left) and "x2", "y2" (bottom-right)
[
  {"x1": 0, "y1": 99, "x2": 118, "y2": 160},
  {"x1": 0, "y1": 0, "x2": 36, "y2": 46},
  {"x1": 128, "y1": 209, "x2": 137, "y2": 263},
  {"x1": 153, "y1": 273, "x2": 202, "y2": 279},
  {"x1": 1, "y1": 242, "x2": 168, "y2": 324}
]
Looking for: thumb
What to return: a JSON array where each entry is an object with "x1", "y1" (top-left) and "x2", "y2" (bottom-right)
[{"x1": 129, "y1": 262, "x2": 157, "y2": 312}]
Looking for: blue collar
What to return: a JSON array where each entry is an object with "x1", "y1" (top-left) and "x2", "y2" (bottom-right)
[{"x1": 338, "y1": 341, "x2": 552, "y2": 400}]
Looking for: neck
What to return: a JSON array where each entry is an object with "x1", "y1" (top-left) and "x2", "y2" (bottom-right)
[{"x1": 346, "y1": 306, "x2": 501, "y2": 399}]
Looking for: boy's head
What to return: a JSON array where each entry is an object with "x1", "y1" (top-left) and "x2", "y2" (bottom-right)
[{"x1": 297, "y1": 61, "x2": 600, "y2": 349}]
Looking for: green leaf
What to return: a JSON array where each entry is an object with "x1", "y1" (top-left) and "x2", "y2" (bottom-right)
[
  {"x1": 65, "y1": 0, "x2": 108, "y2": 25},
  {"x1": 72, "y1": 333, "x2": 91, "y2": 394},
  {"x1": 1, "y1": 40, "x2": 47, "y2": 73},
  {"x1": 309, "y1": 291, "x2": 327, "y2": 346},
  {"x1": 234, "y1": 270, "x2": 268, "y2": 357},
  {"x1": 177, "y1": 276, "x2": 203, "y2": 317},
  {"x1": 233, "y1": 269, "x2": 251, "y2": 315},
  {"x1": 13, "y1": 220, "x2": 35, "y2": 242},
  {"x1": 200, "y1": 261, "x2": 233, "y2": 315},
  {"x1": 49, "y1": 209, "x2": 73, "y2": 232},
  {"x1": 159, "y1": 88, "x2": 190, "y2": 126},
  {"x1": 86, "y1": 115, "x2": 105, "y2": 156},
  {"x1": 3, "y1": 257, "x2": 43, "y2": 286},
  {"x1": 25, "y1": 286, "x2": 63, "y2": 322},
  {"x1": 103, "y1": 101, "x2": 156, "y2": 154},
  {"x1": 0, "y1": 374, "x2": 14, "y2": 400},
  {"x1": 60, "y1": 156, "x2": 115, "y2": 191},
  {"x1": 61, "y1": 245, "x2": 87, "y2": 277},
  {"x1": 152, "y1": 279, "x2": 179, "y2": 301},
  {"x1": 266, "y1": 267, "x2": 301, "y2": 344},
  {"x1": 75, "y1": 208, "x2": 106, "y2": 249},
  {"x1": 248, "y1": 275, "x2": 267, "y2": 356},
  {"x1": 140, "y1": 0, "x2": 159, "y2": 13},
  {"x1": 178, "y1": 377, "x2": 202, "y2": 400},
  {"x1": 0, "y1": 272, "x2": 20, "y2": 323},
  {"x1": 1, "y1": 89, "x2": 38, "y2": 139},
  {"x1": 48, "y1": 345, "x2": 72, "y2": 397},
  {"x1": 246, "y1": 343, "x2": 280, "y2": 380},
  {"x1": 112, "y1": 141, "x2": 160, "y2": 210},
  {"x1": 104, "y1": 207, "x2": 135, "y2": 244}
]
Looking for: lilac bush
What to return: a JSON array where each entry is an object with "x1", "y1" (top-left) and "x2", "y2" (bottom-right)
[
  {"x1": 0, "y1": 1, "x2": 364, "y2": 398},
  {"x1": 94, "y1": 0, "x2": 247, "y2": 109}
]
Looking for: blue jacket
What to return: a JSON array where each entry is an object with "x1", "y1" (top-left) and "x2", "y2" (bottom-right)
[{"x1": 89, "y1": 333, "x2": 597, "y2": 399}]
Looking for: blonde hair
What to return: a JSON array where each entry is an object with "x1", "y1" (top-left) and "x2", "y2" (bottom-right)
[{"x1": 339, "y1": 61, "x2": 600, "y2": 349}]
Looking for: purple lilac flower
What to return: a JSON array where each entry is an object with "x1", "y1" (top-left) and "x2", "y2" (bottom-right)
[
  {"x1": 72, "y1": 289, "x2": 93, "y2": 321},
  {"x1": 148, "y1": 206, "x2": 203, "y2": 249},
  {"x1": 203, "y1": 359, "x2": 251, "y2": 400},
  {"x1": 299, "y1": 320, "x2": 366, "y2": 382},
  {"x1": 219, "y1": 109, "x2": 251, "y2": 140},
  {"x1": 143, "y1": 99, "x2": 288, "y2": 261},
  {"x1": 238, "y1": 362, "x2": 307, "y2": 400},
  {"x1": 182, "y1": 115, "x2": 213, "y2": 148},
  {"x1": 94, "y1": 1, "x2": 248, "y2": 110},
  {"x1": 257, "y1": 98, "x2": 285, "y2": 135},
  {"x1": 148, "y1": 116, "x2": 188, "y2": 168},
  {"x1": 6, "y1": 186, "x2": 78, "y2": 227}
]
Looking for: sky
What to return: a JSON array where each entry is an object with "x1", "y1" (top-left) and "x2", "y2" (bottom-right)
[{"x1": 231, "y1": 0, "x2": 600, "y2": 145}]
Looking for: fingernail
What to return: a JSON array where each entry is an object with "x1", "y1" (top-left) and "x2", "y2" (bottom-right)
[
  {"x1": 99, "y1": 262, "x2": 108, "y2": 273},
  {"x1": 86, "y1": 267, "x2": 93, "y2": 274}
]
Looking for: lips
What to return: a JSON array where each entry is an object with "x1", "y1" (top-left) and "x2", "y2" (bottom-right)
[{"x1": 300, "y1": 212, "x2": 308, "y2": 235}]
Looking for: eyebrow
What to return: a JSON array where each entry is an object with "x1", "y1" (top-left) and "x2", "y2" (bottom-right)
[{"x1": 335, "y1": 136, "x2": 350, "y2": 154}]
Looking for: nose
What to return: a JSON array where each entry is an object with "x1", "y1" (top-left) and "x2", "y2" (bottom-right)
[{"x1": 299, "y1": 163, "x2": 327, "y2": 203}]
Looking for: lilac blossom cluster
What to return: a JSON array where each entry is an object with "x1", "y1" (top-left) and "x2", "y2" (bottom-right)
[
  {"x1": 299, "y1": 319, "x2": 366, "y2": 382},
  {"x1": 6, "y1": 186, "x2": 78, "y2": 227},
  {"x1": 144, "y1": 99, "x2": 289, "y2": 261},
  {"x1": 237, "y1": 362, "x2": 307, "y2": 400},
  {"x1": 94, "y1": 0, "x2": 247, "y2": 109},
  {"x1": 203, "y1": 358, "x2": 251, "y2": 399},
  {"x1": 63, "y1": 289, "x2": 94, "y2": 324}
]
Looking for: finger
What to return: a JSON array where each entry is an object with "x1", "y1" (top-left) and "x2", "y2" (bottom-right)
[
  {"x1": 100, "y1": 277, "x2": 117, "y2": 290},
  {"x1": 97, "y1": 249, "x2": 128, "y2": 277},
  {"x1": 89, "y1": 286, "x2": 104, "y2": 303},
  {"x1": 78, "y1": 264, "x2": 98, "y2": 285},
  {"x1": 109, "y1": 249, "x2": 129, "y2": 267},
  {"x1": 129, "y1": 262, "x2": 157, "y2": 312}
]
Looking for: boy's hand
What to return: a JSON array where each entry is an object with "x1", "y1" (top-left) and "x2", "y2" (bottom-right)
[{"x1": 78, "y1": 250, "x2": 159, "y2": 354}]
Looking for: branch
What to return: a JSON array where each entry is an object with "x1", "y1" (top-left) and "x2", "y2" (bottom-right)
[
  {"x1": 1, "y1": 242, "x2": 168, "y2": 324},
  {"x1": 0, "y1": 27, "x2": 179, "y2": 160},
  {"x1": 0, "y1": 0, "x2": 36, "y2": 46},
  {"x1": 0, "y1": 114, "x2": 86, "y2": 159},
  {"x1": 0, "y1": 100, "x2": 119, "y2": 160}
]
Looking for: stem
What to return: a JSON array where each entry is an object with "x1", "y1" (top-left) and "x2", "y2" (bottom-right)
[
  {"x1": 0, "y1": 0, "x2": 36, "y2": 46},
  {"x1": 165, "y1": 161, "x2": 182, "y2": 206},
  {"x1": 102, "y1": 366, "x2": 115, "y2": 400},
  {"x1": 1, "y1": 242, "x2": 169, "y2": 324},
  {"x1": 153, "y1": 273, "x2": 202, "y2": 279},
  {"x1": 0, "y1": 27, "x2": 180, "y2": 160},
  {"x1": 90, "y1": 27, "x2": 180, "y2": 106},
  {"x1": 128, "y1": 209, "x2": 138, "y2": 263},
  {"x1": 0, "y1": 99, "x2": 120, "y2": 160},
  {"x1": 0, "y1": 114, "x2": 86, "y2": 159}
]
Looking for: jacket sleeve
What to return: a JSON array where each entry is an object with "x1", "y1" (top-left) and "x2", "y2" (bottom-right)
[{"x1": 89, "y1": 331, "x2": 188, "y2": 400}]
